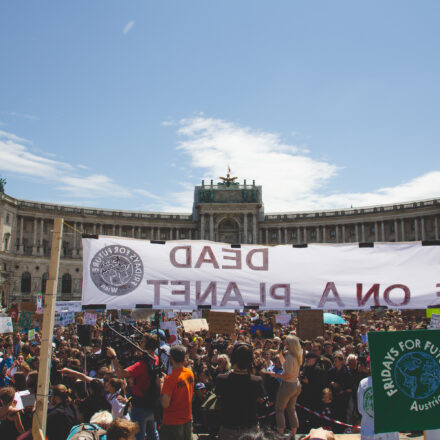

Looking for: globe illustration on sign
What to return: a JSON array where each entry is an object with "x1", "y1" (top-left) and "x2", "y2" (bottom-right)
[{"x1": 394, "y1": 351, "x2": 440, "y2": 400}]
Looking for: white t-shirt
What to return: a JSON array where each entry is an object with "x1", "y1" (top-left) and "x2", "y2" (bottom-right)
[{"x1": 357, "y1": 376, "x2": 399, "y2": 440}]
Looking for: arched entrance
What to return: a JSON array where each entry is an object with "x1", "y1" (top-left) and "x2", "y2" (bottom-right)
[{"x1": 217, "y1": 218, "x2": 240, "y2": 244}]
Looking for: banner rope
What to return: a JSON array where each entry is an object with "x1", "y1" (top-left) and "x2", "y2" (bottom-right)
[
  {"x1": 64, "y1": 221, "x2": 84, "y2": 235},
  {"x1": 256, "y1": 403, "x2": 360, "y2": 430}
]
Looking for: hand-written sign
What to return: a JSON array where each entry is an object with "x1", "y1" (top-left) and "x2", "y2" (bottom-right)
[
  {"x1": 182, "y1": 318, "x2": 209, "y2": 333},
  {"x1": 297, "y1": 310, "x2": 324, "y2": 340},
  {"x1": 18, "y1": 311, "x2": 33, "y2": 330},
  {"x1": 275, "y1": 314, "x2": 292, "y2": 326},
  {"x1": 206, "y1": 311, "x2": 236, "y2": 334},
  {"x1": 161, "y1": 321, "x2": 178, "y2": 345},
  {"x1": 0, "y1": 317, "x2": 13, "y2": 333}
]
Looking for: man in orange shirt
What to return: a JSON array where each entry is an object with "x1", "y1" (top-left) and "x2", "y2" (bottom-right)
[{"x1": 159, "y1": 345, "x2": 194, "y2": 440}]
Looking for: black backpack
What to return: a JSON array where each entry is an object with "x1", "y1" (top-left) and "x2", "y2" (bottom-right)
[{"x1": 67, "y1": 423, "x2": 106, "y2": 440}]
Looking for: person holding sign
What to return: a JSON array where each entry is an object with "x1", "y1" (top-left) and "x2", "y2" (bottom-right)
[{"x1": 266, "y1": 334, "x2": 302, "y2": 437}]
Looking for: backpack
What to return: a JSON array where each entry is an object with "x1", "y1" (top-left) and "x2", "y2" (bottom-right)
[{"x1": 67, "y1": 423, "x2": 106, "y2": 440}]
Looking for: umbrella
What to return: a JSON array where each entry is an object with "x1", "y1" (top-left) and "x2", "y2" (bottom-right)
[{"x1": 323, "y1": 312, "x2": 347, "y2": 325}]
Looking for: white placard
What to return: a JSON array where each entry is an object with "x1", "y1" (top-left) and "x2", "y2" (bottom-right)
[
  {"x1": 275, "y1": 314, "x2": 292, "y2": 326},
  {"x1": 54, "y1": 311, "x2": 75, "y2": 327},
  {"x1": 82, "y1": 238, "x2": 440, "y2": 310},
  {"x1": 426, "y1": 429, "x2": 440, "y2": 440},
  {"x1": 84, "y1": 312, "x2": 97, "y2": 325},
  {"x1": 56, "y1": 301, "x2": 82, "y2": 313},
  {"x1": 161, "y1": 321, "x2": 178, "y2": 345},
  {"x1": 429, "y1": 313, "x2": 440, "y2": 329},
  {"x1": 0, "y1": 317, "x2": 13, "y2": 333}
]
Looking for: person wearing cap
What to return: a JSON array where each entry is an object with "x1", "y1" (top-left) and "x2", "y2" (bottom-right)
[
  {"x1": 152, "y1": 328, "x2": 172, "y2": 374},
  {"x1": 192, "y1": 382, "x2": 213, "y2": 433},
  {"x1": 299, "y1": 351, "x2": 328, "y2": 431}
]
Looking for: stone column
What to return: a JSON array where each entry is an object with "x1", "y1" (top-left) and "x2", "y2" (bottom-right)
[
  {"x1": 355, "y1": 224, "x2": 359, "y2": 242},
  {"x1": 284, "y1": 228, "x2": 288, "y2": 244},
  {"x1": 361, "y1": 223, "x2": 365, "y2": 242},
  {"x1": 176, "y1": 228, "x2": 180, "y2": 240},
  {"x1": 243, "y1": 214, "x2": 248, "y2": 244},
  {"x1": 100, "y1": 224, "x2": 104, "y2": 235},
  {"x1": 297, "y1": 227, "x2": 300, "y2": 243},
  {"x1": 200, "y1": 214, "x2": 205, "y2": 240},
  {"x1": 39, "y1": 219, "x2": 44, "y2": 255},
  {"x1": 119, "y1": 225, "x2": 122, "y2": 236},
  {"x1": 342, "y1": 224, "x2": 346, "y2": 243},
  {"x1": 336, "y1": 225, "x2": 339, "y2": 243},
  {"x1": 132, "y1": 226, "x2": 135, "y2": 238},
  {"x1": 73, "y1": 222, "x2": 77, "y2": 253},
  {"x1": 276, "y1": 227, "x2": 280, "y2": 244},
  {"x1": 32, "y1": 218, "x2": 38, "y2": 255},
  {"x1": 252, "y1": 214, "x2": 257, "y2": 244},
  {"x1": 316, "y1": 227, "x2": 320, "y2": 243},
  {"x1": 210, "y1": 214, "x2": 214, "y2": 241},
  {"x1": 421, "y1": 217, "x2": 425, "y2": 241},
  {"x1": 435, "y1": 216, "x2": 439, "y2": 240},
  {"x1": 375, "y1": 222, "x2": 379, "y2": 242},
  {"x1": 323, "y1": 225, "x2": 326, "y2": 243},
  {"x1": 265, "y1": 228, "x2": 269, "y2": 244},
  {"x1": 414, "y1": 219, "x2": 418, "y2": 241},
  {"x1": 19, "y1": 216, "x2": 24, "y2": 254},
  {"x1": 394, "y1": 219, "x2": 398, "y2": 242},
  {"x1": 157, "y1": 227, "x2": 161, "y2": 240},
  {"x1": 93, "y1": 224, "x2": 97, "y2": 235},
  {"x1": 303, "y1": 227, "x2": 307, "y2": 244},
  {"x1": 381, "y1": 221, "x2": 385, "y2": 242},
  {"x1": 189, "y1": 229, "x2": 192, "y2": 240},
  {"x1": 401, "y1": 220, "x2": 405, "y2": 241},
  {"x1": 138, "y1": 226, "x2": 141, "y2": 239},
  {"x1": 113, "y1": 225, "x2": 116, "y2": 236}
]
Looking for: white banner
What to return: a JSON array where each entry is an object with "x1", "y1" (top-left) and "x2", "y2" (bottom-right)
[{"x1": 81, "y1": 238, "x2": 440, "y2": 311}]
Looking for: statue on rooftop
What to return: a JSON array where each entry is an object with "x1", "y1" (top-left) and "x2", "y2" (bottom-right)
[
  {"x1": 0, "y1": 177, "x2": 6, "y2": 194},
  {"x1": 219, "y1": 167, "x2": 238, "y2": 187}
]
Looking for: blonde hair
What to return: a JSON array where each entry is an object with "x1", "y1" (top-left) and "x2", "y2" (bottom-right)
[
  {"x1": 286, "y1": 334, "x2": 303, "y2": 365},
  {"x1": 217, "y1": 354, "x2": 231, "y2": 371}
]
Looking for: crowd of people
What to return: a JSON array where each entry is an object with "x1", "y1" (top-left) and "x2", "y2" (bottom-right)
[{"x1": 0, "y1": 308, "x2": 427, "y2": 440}]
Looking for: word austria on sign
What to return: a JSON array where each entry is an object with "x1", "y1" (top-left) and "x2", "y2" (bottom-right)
[{"x1": 81, "y1": 238, "x2": 440, "y2": 311}]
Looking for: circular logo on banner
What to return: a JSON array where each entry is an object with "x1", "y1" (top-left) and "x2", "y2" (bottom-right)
[
  {"x1": 394, "y1": 352, "x2": 440, "y2": 400},
  {"x1": 363, "y1": 387, "x2": 374, "y2": 418},
  {"x1": 90, "y1": 245, "x2": 144, "y2": 296}
]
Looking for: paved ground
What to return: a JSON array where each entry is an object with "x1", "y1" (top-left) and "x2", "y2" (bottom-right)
[{"x1": 193, "y1": 432, "x2": 425, "y2": 439}]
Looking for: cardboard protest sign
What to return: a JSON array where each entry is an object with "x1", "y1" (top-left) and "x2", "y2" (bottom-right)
[
  {"x1": 28, "y1": 329, "x2": 35, "y2": 341},
  {"x1": 275, "y1": 314, "x2": 292, "y2": 326},
  {"x1": 0, "y1": 317, "x2": 13, "y2": 333},
  {"x1": 369, "y1": 329, "x2": 440, "y2": 433},
  {"x1": 297, "y1": 310, "x2": 324, "y2": 340},
  {"x1": 20, "y1": 302, "x2": 36, "y2": 313},
  {"x1": 206, "y1": 311, "x2": 235, "y2": 334},
  {"x1": 182, "y1": 318, "x2": 209, "y2": 333},
  {"x1": 161, "y1": 321, "x2": 178, "y2": 345}
]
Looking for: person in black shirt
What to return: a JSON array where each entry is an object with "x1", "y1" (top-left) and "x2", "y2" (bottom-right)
[
  {"x1": 215, "y1": 343, "x2": 264, "y2": 440},
  {"x1": 46, "y1": 384, "x2": 79, "y2": 440}
]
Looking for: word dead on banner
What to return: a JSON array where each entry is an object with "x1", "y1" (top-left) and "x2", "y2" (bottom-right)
[
  {"x1": 81, "y1": 238, "x2": 440, "y2": 310},
  {"x1": 369, "y1": 329, "x2": 440, "y2": 433}
]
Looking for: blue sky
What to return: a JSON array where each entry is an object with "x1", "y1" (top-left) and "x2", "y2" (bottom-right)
[{"x1": 1, "y1": 1, "x2": 439, "y2": 212}]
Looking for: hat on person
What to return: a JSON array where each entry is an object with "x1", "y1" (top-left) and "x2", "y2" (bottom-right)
[
  {"x1": 151, "y1": 329, "x2": 166, "y2": 340},
  {"x1": 195, "y1": 382, "x2": 206, "y2": 390}
]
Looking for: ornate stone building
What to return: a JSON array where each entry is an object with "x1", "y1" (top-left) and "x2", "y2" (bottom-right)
[{"x1": 0, "y1": 178, "x2": 439, "y2": 305}]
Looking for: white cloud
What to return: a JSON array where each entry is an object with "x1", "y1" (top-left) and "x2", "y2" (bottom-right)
[
  {"x1": 122, "y1": 21, "x2": 135, "y2": 35},
  {"x1": 166, "y1": 116, "x2": 440, "y2": 212},
  {"x1": 133, "y1": 189, "x2": 160, "y2": 199},
  {"x1": 5, "y1": 111, "x2": 39, "y2": 121},
  {"x1": 0, "y1": 130, "x2": 156, "y2": 202}
]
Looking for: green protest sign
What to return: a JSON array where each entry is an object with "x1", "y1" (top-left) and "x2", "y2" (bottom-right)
[{"x1": 369, "y1": 329, "x2": 440, "y2": 433}]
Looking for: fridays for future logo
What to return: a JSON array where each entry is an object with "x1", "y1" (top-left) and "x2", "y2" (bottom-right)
[{"x1": 90, "y1": 245, "x2": 144, "y2": 296}]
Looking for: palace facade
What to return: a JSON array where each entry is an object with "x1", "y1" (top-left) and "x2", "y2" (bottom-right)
[{"x1": 0, "y1": 178, "x2": 439, "y2": 305}]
